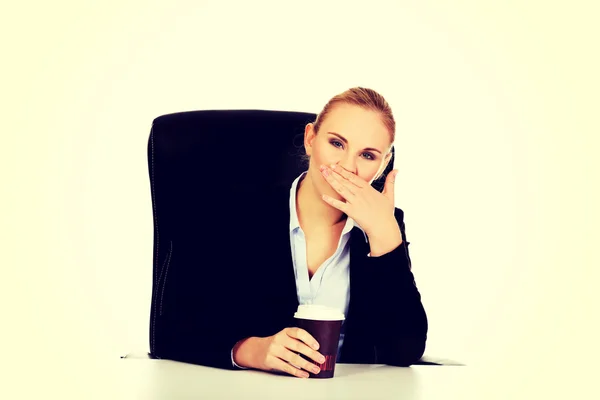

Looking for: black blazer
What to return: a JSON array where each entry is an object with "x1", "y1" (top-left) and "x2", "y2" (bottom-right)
[{"x1": 153, "y1": 182, "x2": 428, "y2": 370}]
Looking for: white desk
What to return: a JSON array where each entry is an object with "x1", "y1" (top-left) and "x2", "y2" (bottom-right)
[
  {"x1": 12, "y1": 357, "x2": 592, "y2": 400},
  {"x1": 105, "y1": 359, "x2": 470, "y2": 400}
]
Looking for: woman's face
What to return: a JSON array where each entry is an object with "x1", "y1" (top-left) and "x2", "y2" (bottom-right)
[{"x1": 304, "y1": 103, "x2": 393, "y2": 201}]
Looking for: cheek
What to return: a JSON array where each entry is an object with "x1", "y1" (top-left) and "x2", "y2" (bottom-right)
[
  {"x1": 311, "y1": 144, "x2": 336, "y2": 166},
  {"x1": 357, "y1": 163, "x2": 383, "y2": 182}
]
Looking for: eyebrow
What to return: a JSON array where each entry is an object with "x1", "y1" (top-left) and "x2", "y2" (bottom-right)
[{"x1": 327, "y1": 132, "x2": 382, "y2": 154}]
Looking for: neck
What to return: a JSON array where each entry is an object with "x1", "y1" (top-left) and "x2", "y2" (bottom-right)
[{"x1": 296, "y1": 172, "x2": 346, "y2": 232}]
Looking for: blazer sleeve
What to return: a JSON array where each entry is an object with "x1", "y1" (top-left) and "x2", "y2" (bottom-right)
[
  {"x1": 364, "y1": 208, "x2": 428, "y2": 366},
  {"x1": 151, "y1": 239, "x2": 254, "y2": 370},
  {"x1": 155, "y1": 306, "x2": 244, "y2": 370}
]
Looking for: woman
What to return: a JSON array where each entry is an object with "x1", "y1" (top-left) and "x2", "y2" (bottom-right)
[{"x1": 156, "y1": 87, "x2": 428, "y2": 378}]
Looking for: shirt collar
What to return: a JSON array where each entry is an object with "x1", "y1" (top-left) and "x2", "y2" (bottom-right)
[{"x1": 289, "y1": 171, "x2": 368, "y2": 242}]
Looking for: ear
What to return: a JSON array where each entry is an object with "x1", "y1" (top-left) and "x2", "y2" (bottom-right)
[{"x1": 304, "y1": 123, "x2": 317, "y2": 157}]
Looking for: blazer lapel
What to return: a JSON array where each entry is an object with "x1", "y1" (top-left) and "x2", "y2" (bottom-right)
[
  {"x1": 342, "y1": 227, "x2": 376, "y2": 363},
  {"x1": 347, "y1": 227, "x2": 369, "y2": 319},
  {"x1": 262, "y1": 185, "x2": 299, "y2": 319}
]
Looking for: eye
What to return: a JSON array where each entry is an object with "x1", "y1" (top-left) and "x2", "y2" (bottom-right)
[
  {"x1": 330, "y1": 139, "x2": 344, "y2": 149},
  {"x1": 362, "y1": 152, "x2": 376, "y2": 160}
]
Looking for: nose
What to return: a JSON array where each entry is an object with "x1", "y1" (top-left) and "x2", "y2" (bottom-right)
[{"x1": 336, "y1": 153, "x2": 357, "y2": 174}]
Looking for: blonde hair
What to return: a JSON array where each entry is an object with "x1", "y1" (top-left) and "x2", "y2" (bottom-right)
[{"x1": 313, "y1": 87, "x2": 396, "y2": 143}]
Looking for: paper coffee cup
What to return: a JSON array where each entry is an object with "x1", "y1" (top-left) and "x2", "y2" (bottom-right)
[{"x1": 293, "y1": 305, "x2": 345, "y2": 379}]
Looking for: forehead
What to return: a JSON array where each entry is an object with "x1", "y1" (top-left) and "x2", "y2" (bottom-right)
[{"x1": 320, "y1": 103, "x2": 391, "y2": 148}]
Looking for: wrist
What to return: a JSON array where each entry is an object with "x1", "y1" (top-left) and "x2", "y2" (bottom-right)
[
  {"x1": 367, "y1": 222, "x2": 402, "y2": 257},
  {"x1": 233, "y1": 336, "x2": 262, "y2": 369},
  {"x1": 233, "y1": 337, "x2": 259, "y2": 369}
]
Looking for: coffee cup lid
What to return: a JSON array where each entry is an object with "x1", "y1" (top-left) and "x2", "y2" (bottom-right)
[{"x1": 294, "y1": 304, "x2": 345, "y2": 321}]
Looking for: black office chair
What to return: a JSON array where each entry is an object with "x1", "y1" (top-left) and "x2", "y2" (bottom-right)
[{"x1": 144, "y1": 109, "x2": 460, "y2": 366}]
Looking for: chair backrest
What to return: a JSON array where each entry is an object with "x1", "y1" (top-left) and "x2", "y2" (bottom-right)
[{"x1": 146, "y1": 109, "x2": 395, "y2": 356}]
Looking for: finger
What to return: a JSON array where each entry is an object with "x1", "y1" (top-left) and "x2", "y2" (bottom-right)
[
  {"x1": 268, "y1": 355, "x2": 310, "y2": 378},
  {"x1": 282, "y1": 337, "x2": 325, "y2": 365},
  {"x1": 329, "y1": 164, "x2": 366, "y2": 188},
  {"x1": 285, "y1": 328, "x2": 323, "y2": 355},
  {"x1": 320, "y1": 166, "x2": 355, "y2": 198},
  {"x1": 382, "y1": 169, "x2": 398, "y2": 201},
  {"x1": 276, "y1": 346, "x2": 322, "y2": 376},
  {"x1": 321, "y1": 194, "x2": 350, "y2": 213},
  {"x1": 329, "y1": 168, "x2": 362, "y2": 190}
]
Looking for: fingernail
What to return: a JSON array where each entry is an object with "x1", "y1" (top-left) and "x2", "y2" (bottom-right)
[
  {"x1": 319, "y1": 356, "x2": 326, "y2": 363},
  {"x1": 330, "y1": 163, "x2": 337, "y2": 169},
  {"x1": 312, "y1": 343, "x2": 319, "y2": 350},
  {"x1": 313, "y1": 366, "x2": 321, "y2": 374},
  {"x1": 322, "y1": 168, "x2": 329, "y2": 176},
  {"x1": 301, "y1": 372, "x2": 309, "y2": 378},
  {"x1": 319, "y1": 165, "x2": 325, "y2": 171}
]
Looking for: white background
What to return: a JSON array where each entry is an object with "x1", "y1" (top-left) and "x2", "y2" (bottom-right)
[{"x1": 2, "y1": 0, "x2": 599, "y2": 397}]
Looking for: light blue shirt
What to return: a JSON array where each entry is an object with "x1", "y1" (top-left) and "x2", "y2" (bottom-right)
[{"x1": 289, "y1": 172, "x2": 368, "y2": 361}]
